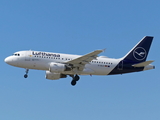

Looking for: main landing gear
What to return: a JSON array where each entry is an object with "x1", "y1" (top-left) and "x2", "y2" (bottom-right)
[
  {"x1": 24, "y1": 69, "x2": 29, "y2": 78},
  {"x1": 70, "y1": 74, "x2": 80, "y2": 86}
]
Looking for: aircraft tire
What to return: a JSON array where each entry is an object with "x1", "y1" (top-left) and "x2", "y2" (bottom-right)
[
  {"x1": 75, "y1": 75, "x2": 80, "y2": 81},
  {"x1": 71, "y1": 80, "x2": 76, "y2": 86},
  {"x1": 24, "y1": 74, "x2": 28, "y2": 78}
]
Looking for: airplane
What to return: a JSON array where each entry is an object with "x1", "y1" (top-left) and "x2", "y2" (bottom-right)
[{"x1": 4, "y1": 36, "x2": 155, "y2": 86}]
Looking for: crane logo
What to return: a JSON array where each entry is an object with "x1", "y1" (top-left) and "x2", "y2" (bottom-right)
[{"x1": 133, "y1": 47, "x2": 147, "y2": 61}]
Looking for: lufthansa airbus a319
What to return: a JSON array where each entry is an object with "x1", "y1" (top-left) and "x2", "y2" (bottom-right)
[{"x1": 4, "y1": 36, "x2": 155, "y2": 86}]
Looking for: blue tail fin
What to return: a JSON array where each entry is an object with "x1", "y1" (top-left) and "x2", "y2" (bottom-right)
[{"x1": 122, "y1": 36, "x2": 153, "y2": 63}]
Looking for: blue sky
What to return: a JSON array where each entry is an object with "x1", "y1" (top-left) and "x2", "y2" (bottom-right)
[{"x1": 1, "y1": 0, "x2": 160, "y2": 120}]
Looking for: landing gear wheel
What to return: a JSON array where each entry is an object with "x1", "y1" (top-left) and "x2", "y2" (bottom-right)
[
  {"x1": 70, "y1": 74, "x2": 80, "y2": 86},
  {"x1": 75, "y1": 75, "x2": 80, "y2": 81},
  {"x1": 71, "y1": 80, "x2": 77, "y2": 86},
  {"x1": 24, "y1": 74, "x2": 28, "y2": 78}
]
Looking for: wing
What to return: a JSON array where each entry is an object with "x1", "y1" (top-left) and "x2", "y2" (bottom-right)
[{"x1": 66, "y1": 50, "x2": 104, "y2": 71}]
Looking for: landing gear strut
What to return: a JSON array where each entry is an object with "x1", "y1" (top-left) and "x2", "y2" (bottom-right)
[
  {"x1": 70, "y1": 74, "x2": 80, "y2": 86},
  {"x1": 24, "y1": 69, "x2": 29, "y2": 78}
]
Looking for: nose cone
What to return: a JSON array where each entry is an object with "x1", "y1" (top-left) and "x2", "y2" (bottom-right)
[
  {"x1": 4, "y1": 56, "x2": 18, "y2": 66},
  {"x1": 4, "y1": 57, "x2": 12, "y2": 65}
]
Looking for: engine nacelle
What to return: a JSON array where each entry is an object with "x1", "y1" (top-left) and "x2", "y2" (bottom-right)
[
  {"x1": 49, "y1": 62, "x2": 71, "y2": 73},
  {"x1": 45, "y1": 71, "x2": 67, "y2": 80}
]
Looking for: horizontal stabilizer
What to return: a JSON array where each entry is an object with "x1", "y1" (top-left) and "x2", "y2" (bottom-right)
[{"x1": 132, "y1": 60, "x2": 154, "y2": 67}]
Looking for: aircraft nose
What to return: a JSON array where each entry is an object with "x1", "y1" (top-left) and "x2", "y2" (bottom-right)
[{"x1": 4, "y1": 57, "x2": 12, "y2": 64}]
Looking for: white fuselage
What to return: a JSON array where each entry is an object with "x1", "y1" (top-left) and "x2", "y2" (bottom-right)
[{"x1": 5, "y1": 50, "x2": 121, "y2": 75}]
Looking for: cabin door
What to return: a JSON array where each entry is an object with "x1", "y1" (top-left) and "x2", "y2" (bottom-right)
[{"x1": 118, "y1": 60, "x2": 123, "y2": 70}]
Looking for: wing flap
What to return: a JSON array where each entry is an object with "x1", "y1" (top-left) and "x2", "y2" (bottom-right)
[{"x1": 132, "y1": 60, "x2": 154, "y2": 67}]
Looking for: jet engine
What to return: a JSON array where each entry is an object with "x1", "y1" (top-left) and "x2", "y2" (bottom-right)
[
  {"x1": 49, "y1": 62, "x2": 71, "y2": 73},
  {"x1": 45, "y1": 71, "x2": 67, "y2": 80}
]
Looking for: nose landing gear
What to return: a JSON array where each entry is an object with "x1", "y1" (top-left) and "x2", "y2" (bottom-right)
[
  {"x1": 70, "y1": 74, "x2": 80, "y2": 86},
  {"x1": 24, "y1": 69, "x2": 29, "y2": 78}
]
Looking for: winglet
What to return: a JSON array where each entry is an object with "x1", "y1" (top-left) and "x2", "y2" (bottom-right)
[{"x1": 102, "y1": 48, "x2": 106, "y2": 52}]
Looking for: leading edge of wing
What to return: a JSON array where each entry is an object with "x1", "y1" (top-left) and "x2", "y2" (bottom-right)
[{"x1": 66, "y1": 49, "x2": 104, "y2": 65}]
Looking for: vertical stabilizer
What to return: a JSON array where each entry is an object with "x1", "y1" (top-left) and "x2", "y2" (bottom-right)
[{"x1": 122, "y1": 36, "x2": 153, "y2": 63}]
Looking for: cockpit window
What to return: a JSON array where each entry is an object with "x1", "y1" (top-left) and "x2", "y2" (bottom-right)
[{"x1": 13, "y1": 53, "x2": 20, "y2": 56}]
